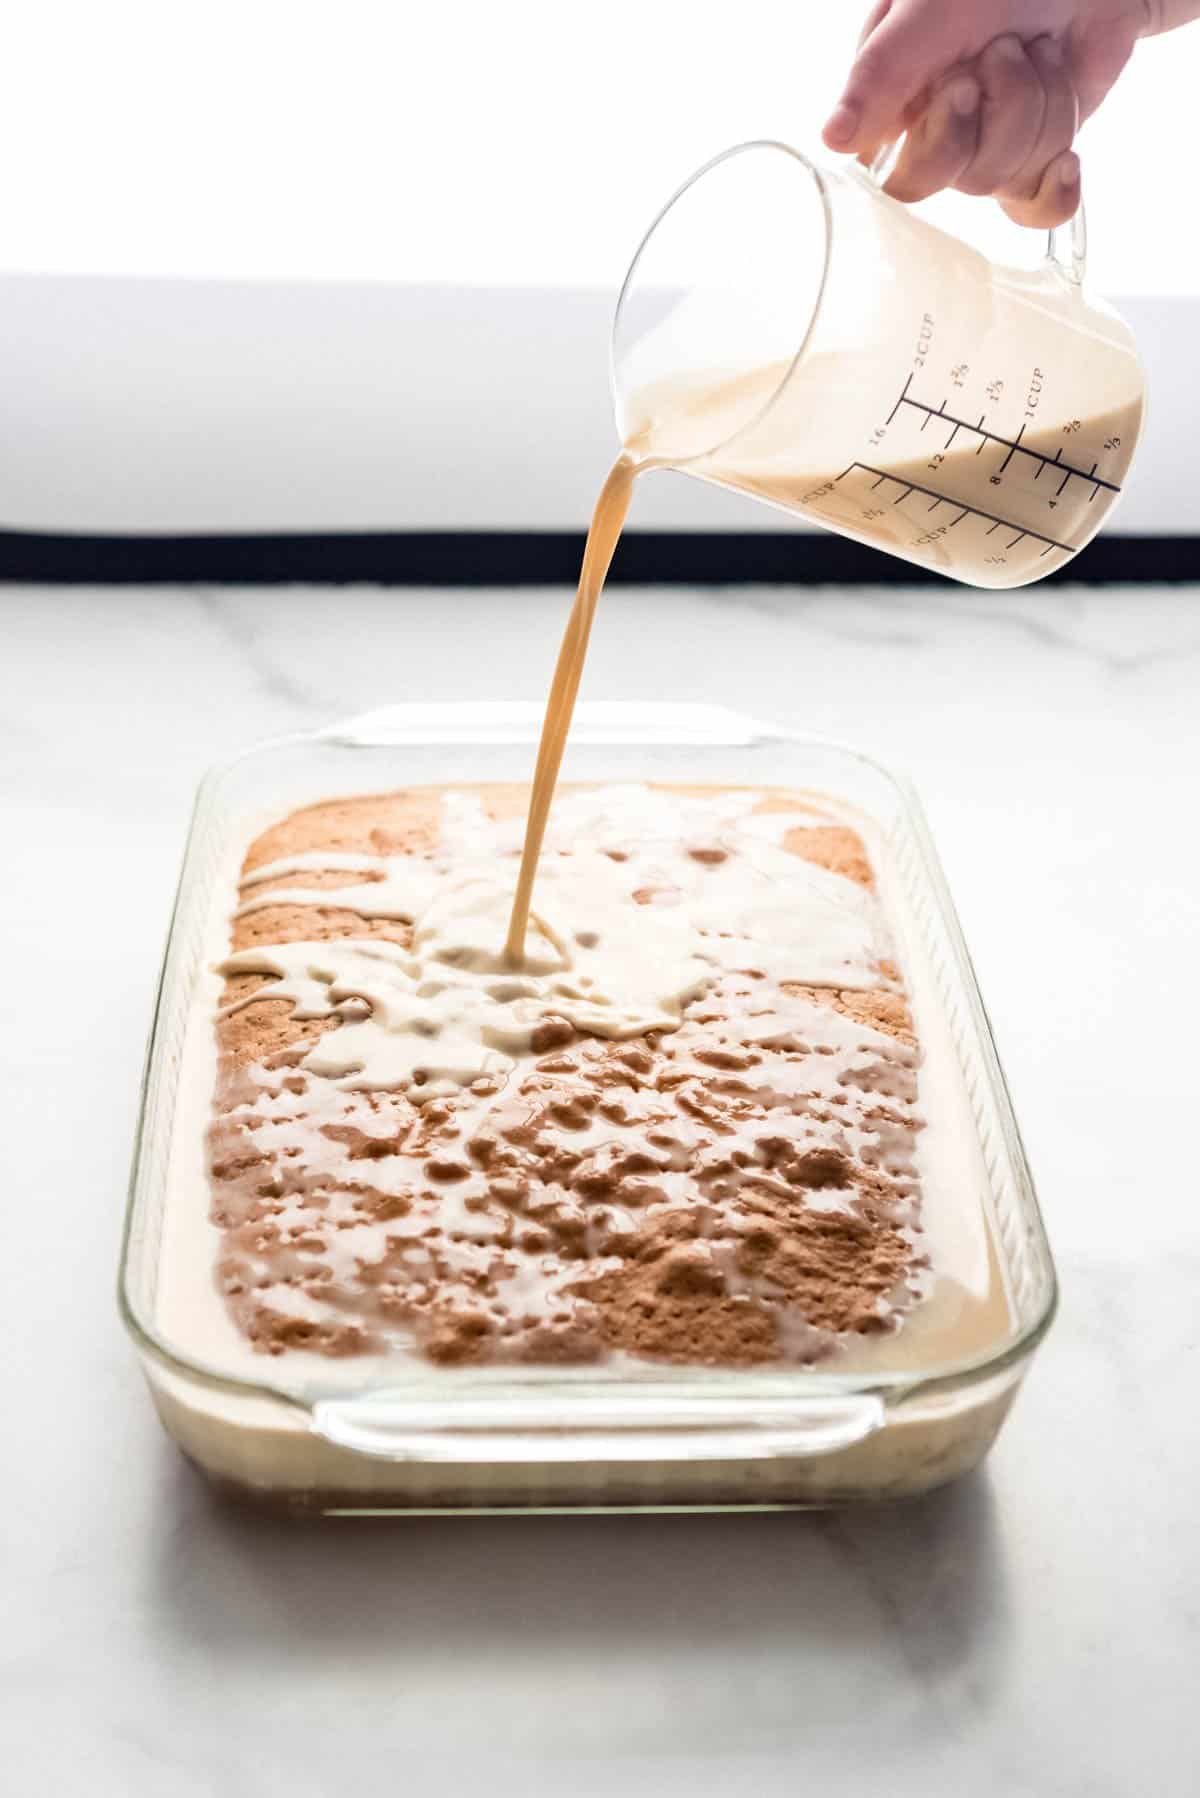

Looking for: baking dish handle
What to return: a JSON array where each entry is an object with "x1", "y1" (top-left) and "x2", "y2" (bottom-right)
[
  {"x1": 317, "y1": 701, "x2": 776, "y2": 749},
  {"x1": 311, "y1": 1391, "x2": 885, "y2": 1463}
]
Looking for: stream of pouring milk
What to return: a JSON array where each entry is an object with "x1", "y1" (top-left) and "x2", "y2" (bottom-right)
[
  {"x1": 504, "y1": 451, "x2": 643, "y2": 960},
  {"x1": 504, "y1": 355, "x2": 1138, "y2": 959}
]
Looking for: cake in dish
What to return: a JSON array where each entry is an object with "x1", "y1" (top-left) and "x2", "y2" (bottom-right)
[
  {"x1": 184, "y1": 783, "x2": 1011, "y2": 1377},
  {"x1": 126, "y1": 710, "x2": 1057, "y2": 1511}
]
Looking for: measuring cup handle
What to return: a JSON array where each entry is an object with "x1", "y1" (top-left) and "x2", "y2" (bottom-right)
[{"x1": 1047, "y1": 201, "x2": 1087, "y2": 285}]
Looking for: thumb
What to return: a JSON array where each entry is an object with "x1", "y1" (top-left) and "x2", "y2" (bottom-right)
[{"x1": 823, "y1": 0, "x2": 967, "y2": 155}]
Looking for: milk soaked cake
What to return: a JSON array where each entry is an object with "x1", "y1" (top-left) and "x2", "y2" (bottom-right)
[{"x1": 196, "y1": 783, "x2": 1008, "y2": 1373}]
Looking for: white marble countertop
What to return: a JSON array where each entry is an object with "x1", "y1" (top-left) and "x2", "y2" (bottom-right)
[{"x1": 3, "y1": 578, "x2": 1198, "y2": 1796}]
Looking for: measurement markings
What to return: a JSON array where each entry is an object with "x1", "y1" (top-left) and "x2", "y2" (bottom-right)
[
  {"x1": 888, "y1": 383, "x2": 1121, "y2": 492},
  {"x1": 998, "y1": 422, "x2": 1025, "y2": 474},
  {"x1": 886, "y1": 374, "x2": 913, "y2": 426},
  {"x1": 836, "y1": 461, "x2": 1072, "y2": 551}
]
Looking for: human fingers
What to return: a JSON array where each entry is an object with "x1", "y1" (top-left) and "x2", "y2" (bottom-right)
[
  {"x1": 881, "y1": 71, "x2": 981, "y2": 202},
  {"x1": 994, "y1": 35, "x2": 1080, "y2": 226},
  {"x1": 998, "y1": 148, "x2": 1082, "y2": 229},
  {"x1": 823, "y1": 0, "x2": 970, "y2": 157},
  {"x1": 953, "y1": 34, "x2": 1048, "y2": 197}
]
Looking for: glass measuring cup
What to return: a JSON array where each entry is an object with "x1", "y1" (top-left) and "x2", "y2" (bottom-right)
[{"x1": 612, "y1": 141, "x2": 1145, "y2": 589}]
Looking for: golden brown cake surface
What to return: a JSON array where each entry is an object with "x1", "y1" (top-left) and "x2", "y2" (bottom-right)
[{"x1": 208, "y1": 786, "x2": 926, "y2": 1367}]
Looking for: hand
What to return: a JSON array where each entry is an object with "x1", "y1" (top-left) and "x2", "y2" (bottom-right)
[{"x1": 822, "y1": 1, "x2": 1155, "y2": 227}]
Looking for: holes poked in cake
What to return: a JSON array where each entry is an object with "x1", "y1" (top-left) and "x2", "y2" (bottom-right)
[
  {"x1": 686, "y1": 845, "x2": 729, "y2": 866},
  {"x1": 424, "y1": 1157, "x2": 471, "y2": 1184},
  {"x1": 208, "y1": 784, "x2": 929, "y2": 1368},
  {"x1": 530, "y1": 1016, "x2": 578, "y2": 1054},
  {"x1": 320, "y1": 1124, "x2": 404, "y2": 1161},
  {"x1": 838, "y1": 1059, "x2": 918, "y2": 1103},
  {"x1": 750, "y1": 1140, "x2": 852, "y2": 1189}
]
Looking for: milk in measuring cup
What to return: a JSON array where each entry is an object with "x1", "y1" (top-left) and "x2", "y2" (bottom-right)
[{"x1": 622, "y1": 348, "x2": 1142, "y2": 587}]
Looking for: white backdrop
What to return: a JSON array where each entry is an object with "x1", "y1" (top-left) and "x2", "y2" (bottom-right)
[
  {"x1": 1, "y1": 3, "x2": 1195, "y2": 536},
  {"x1": 2, "y1": 1, "x2": 1197, "y2": 293}
]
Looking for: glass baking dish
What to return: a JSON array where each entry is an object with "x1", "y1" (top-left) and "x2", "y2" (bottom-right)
[{"x1": 118, "y1": 702, "x2": 1056, "y2": 1513}]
